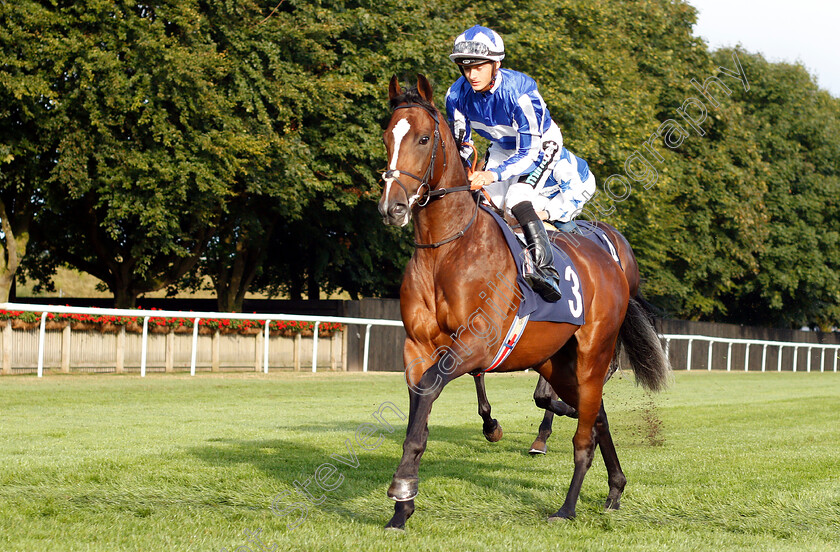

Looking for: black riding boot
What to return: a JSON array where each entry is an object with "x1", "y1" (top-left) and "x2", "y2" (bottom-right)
[{"x1": 510, "y1": 202, "x2": 563, "y2": 302}]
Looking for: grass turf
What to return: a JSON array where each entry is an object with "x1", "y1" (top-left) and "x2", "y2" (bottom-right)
[{"x1": 1, "y1": 370, "x2": 838, "y2": 551}]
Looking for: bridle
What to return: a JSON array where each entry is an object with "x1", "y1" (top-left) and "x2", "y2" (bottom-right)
[{"x1": 382, "y1": 103, "x2": 479, "y2": 249}]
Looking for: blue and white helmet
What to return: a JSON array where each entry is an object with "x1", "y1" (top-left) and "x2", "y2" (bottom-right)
[{"x1": 450, "y1": 25, "x2": 505, "y2": 66}]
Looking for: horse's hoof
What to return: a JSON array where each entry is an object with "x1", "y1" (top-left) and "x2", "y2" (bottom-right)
[
  {"x1": 548, "y1": 508, "x2": 575, "y2": 521},
  {"x1": 387, "y1": 477, "x2": 418, "y2": 501},
  {"x1": 604, "y1": 498, "x2": 621, "y2": 511},
  {"x1": 483, "y1": 420, "x2": 503, "y2": 442},
  {"x1": 528, "y1": 441, "x2": 547, "y2": 455},
  {"x1": 385, "y1": 498, "x2": 414, "y2": 530}
]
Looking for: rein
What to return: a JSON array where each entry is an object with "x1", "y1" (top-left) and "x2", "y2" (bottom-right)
[
  {"x1": 383, "y1": 102, "x2": 479, "y2": 249},
  {"x1": 414, "y1": 194, "x2": 480, "y2": 249}
]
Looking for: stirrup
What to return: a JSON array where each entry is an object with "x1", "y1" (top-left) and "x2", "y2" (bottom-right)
[
  {"x1": 552, "y1": 220, "x2": 582, "y2": 235},
  {"x1": 524, "y1": 270, "x2": 563, "y2": 302}
]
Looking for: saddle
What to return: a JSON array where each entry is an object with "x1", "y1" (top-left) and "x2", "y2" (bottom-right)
[
  {"x1": 482, "y1": 205, "x2": 584, "y2": 325},
  {"x1": 471, "y1": 205, "x2": 624, "y2": 376}
]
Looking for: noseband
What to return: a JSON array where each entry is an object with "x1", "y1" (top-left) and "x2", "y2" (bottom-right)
[
  {"x1": 383, "y1": 103, "x2": 479, "y2": 249},
  {"x1": 382, "y1": 103, "x2": 447, "y2": 208}
]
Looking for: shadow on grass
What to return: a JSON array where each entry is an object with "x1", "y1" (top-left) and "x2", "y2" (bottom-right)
[{"x1": 189, "y1": 420, "x2": 594, "y2": 528}]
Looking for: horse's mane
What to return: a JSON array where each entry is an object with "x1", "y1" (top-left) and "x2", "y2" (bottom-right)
[{"x1": 389, "y1": 86, "x2": 438, "y2": 116}]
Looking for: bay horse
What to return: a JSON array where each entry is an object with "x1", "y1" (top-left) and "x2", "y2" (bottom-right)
[
  {"x1": 474, "y1": 223, "x2": 644, "y2": 455},
  {"x1": 378, "y1": 74, "x2": 669, "y2": 530}
]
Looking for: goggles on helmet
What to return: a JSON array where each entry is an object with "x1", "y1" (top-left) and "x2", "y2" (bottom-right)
[
  {"x1": 449, "y1": 27, "x2": 505, "y2": 66},
  {"x1": 452, "y1": 40, "x2": 492, "y2": 57}
]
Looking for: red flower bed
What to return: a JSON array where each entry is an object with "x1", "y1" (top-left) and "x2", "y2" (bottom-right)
[{"x1": 0, "y1": 309, "x2": 344, "y2": 336}]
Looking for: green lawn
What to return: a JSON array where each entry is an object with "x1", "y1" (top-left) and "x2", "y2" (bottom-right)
[{"x1": 1, "y1": 371, "x2": 838, "y2": 551}]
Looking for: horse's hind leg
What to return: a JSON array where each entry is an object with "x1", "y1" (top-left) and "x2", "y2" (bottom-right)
[
  {"x1": 530, "y1": 372, "x2": 580, "y2": 454},
  {"x1": 548, "y1": 374, "x2": 612, "y2": 521},
  {"x1": 529, "y1": 338, "x2": 580, "y2": 452},
  {"x1": 596, "y1": 402, "x2": 626, "y2": 510},
  {"x1": 530, "y1": 376, "x2": 561, "y2": 454},
  {"x1": 474, "y1": 374, "x2": 503, "y2": 442},
  {"x1": 529, "y1": 406, "x2": 554, "y2": 455}
]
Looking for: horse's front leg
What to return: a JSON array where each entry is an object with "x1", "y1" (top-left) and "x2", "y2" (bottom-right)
[
  {"x1": 385, "y1": 367, "x2": 447, "y2": 530},
  {"x1": 474, "y1": 373, "x2": 503, "y2": 442}
]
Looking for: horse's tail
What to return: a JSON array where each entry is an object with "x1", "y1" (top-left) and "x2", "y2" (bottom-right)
[{"x1": 617, "y1": 296, "x2": 671, "y2": 392}]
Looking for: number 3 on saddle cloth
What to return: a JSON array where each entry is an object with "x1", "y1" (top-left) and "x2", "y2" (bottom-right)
[{"x1": 474, "y1": 204, "x2": 623, "y2": 375}]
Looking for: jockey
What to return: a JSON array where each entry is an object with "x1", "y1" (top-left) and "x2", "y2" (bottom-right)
[{"x1": 445, "y1": 25, "x2": 596, "y2": 303}]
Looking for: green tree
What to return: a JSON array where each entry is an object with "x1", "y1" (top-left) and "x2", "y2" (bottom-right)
[
  {"x1": 252, "y1": 194, "x2": 409, "y2": 301},
  {"x1": 163, "y1": 0, "x2": 336, "y2": 311},
  {"x1": 715, "y1": 51, "x2": 840, "y2": 328},
  {"x1": 8, "y1": 0, "x2": 314, "y2": 307},
  {"x1": 0, "y1": 1, "x2": 64, "y2": 301},
  {"x1": 216, "y1": 0, "x2": 463, "y2": 302}
]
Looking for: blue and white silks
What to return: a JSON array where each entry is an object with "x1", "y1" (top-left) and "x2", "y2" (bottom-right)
[{"x1": 445, "y1": 69, "x2": 595, "y2": 222}]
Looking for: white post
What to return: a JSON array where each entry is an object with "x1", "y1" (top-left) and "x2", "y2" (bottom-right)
[
  {"x1": 744, "y1": 343, "x2": 750, "y2": 372},
  {"x1": 820, "y1": 347, "x2": 825, "y2": 373},
  {"x1": 165, "y1": 331, "x2": 174, "y2": 373},
  {"x1": 190, "y1": 318, "x2": 200, "y2": 376},
  {"x1": 341, "y1": 326, "x2": 348, "y2": 372},
  {"x1": 726, "y1": 343, "x2": 732, "y2": 372},
  {"x1": 807, "y1": 347, "x2": 812, "y2": 373},
  {"x1": 792, "y1": 346, "x2": 798, "y2": 372},
  {"x1": 664, "y1": 338, "x2": 670, "y2": 364},
  {"x1": 211, "y1": 330, "x2": 220, "y2": 372},
  {"x1": 141, "y1": 316, "x2": 149, "y2": 377},
  {"x1": 362, "y1": 324, "x2": 373, "y2": 373},
  {"x1": 62, "y1": 323, "x2": 72, "y2": 374},
  {"x1": 263, "y1": 320, "x2": 270, "y2": 374},
  {"x1": 686, "y1": 339, "x2": 693, "y2": 371},
  {"x1": 761, "y1": 344, "x2": 767, "y2": 373},
  {"x1": 114, "y1": 325, "x2": 124, "y2": 374},
  {"x1": 254, "y1": 330, "x2": 262, "y2": 372},
  {"x1": 707, "y1": 340, "x2": 713, "y2": 371},
  {"x1": 778, "y1": 345, "x2": 783, "y2": 372},
  {"x1": 37, "y1": 311, "x2": 47, "y2": 378},
  {"x1": 2, "y1": 319, "x2": 12, "y2": 375},
  {"x1": 835, "y1": 347, "x2": 839, "y2": 372},
  {"x1": 311, "y1": 322, "x2": 320, "y2": 373}
]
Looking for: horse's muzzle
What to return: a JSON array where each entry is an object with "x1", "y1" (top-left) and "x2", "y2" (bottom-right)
[{"x1": 379, "y1": 201, "x2": 410, "y2": 227}]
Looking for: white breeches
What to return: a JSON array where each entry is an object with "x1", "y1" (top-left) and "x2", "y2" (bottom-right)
[{"x1": 482, "y1": 146, "x2": 596, "y2": 223}]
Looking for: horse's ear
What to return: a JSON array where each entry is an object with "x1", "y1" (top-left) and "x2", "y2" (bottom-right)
[
  {"x1": 417, "y1": 74, "x2": 434, "y2": 105},
  {"x1": 389, "y1": 75, "x2": 402, "y2": 101}
]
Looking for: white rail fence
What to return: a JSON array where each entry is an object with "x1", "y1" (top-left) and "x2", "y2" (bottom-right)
[
  {"x1": 0, "y1": 303, "x2": 403, "y2": 377},
  {"x1": 661, "y1": 334, "x2": 840, "y2": 373},
  {"x1": 1, "y1": 303, "x2": 837, "y2": 376}
]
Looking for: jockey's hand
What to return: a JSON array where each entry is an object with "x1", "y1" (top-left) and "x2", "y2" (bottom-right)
[
  {"x1": 469, "y1": 170, "x2": 495, "y2": 190},
  {"x1": 537, "y1": 210, "x2": 549, "y2": 221}
]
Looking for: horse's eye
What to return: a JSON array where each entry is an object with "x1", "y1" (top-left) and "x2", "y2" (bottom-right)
[{"x1": 419, "y1": 136, "x2": 430, "y2": 145}]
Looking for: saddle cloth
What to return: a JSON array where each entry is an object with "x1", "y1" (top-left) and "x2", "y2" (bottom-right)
[
  {"x1": 473, "y1": 206, "x2": 625, "y2": 375},
  {"x1": 574, "y1": 221, "x2": 622, "y2": 269},
  {"x1": 482, "y1": 205, "x2": 586, "y2": 325}
]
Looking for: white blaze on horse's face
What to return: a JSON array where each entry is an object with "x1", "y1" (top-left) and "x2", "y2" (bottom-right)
[
  {"x1": 389, "y1": 118, "x2": 411, "y2": 170},
  {"x1": 381, "y1": 117, "x2": 412, "y2": 226}
]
